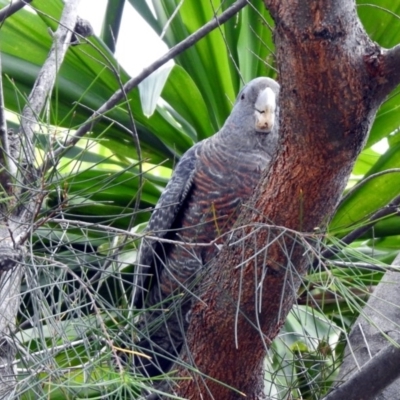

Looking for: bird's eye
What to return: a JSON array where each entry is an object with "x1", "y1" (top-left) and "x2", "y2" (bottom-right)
[{"x1": 241, "y1": 93, "x2": 245, "y2": 100}]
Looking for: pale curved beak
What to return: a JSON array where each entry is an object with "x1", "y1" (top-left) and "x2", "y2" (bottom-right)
[{"x1": 254, "y1": 87, "x2": 276, "y2": 133}]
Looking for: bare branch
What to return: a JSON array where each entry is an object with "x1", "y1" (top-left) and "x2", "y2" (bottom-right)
[
  {"x1": 324, "y1": 340, "x2": 400, "y2": 400},
  {"x1": 328, "y1": 260, "x2": 398, "y2": 272},
  {"x1": 0, "y1": 0, "x2": 33, "y2": 23},
  {"x1": 334, "y1": 253, "x2": 400, "y2": 399},
  {"x1": 44, "y1": 0, "x2": 249, "y2": 170},
  {"x1": 0, "y1": 268, "x2": 23, "y2": 396},
  {"x1": 20, "y1": 0, "x2": 81, "y2": 173},
  {"x1": 379, "y1": 44, "x2": 400, "y2": 99}
]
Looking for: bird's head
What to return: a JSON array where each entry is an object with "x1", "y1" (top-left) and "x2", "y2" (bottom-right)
[
  {"x1": 217, "y1": 77, "x2": 280, "y2": 153},
  {"x1": 235, "y1": 77, "x2": 280, "y2": 134}
]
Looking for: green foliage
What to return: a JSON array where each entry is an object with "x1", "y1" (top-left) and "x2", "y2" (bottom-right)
[{"x1": 265, "y1": 307, "x2": 341, "y2": 400}]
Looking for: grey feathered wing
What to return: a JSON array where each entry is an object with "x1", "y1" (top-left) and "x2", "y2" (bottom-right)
[{"x1": 133, "y1": 143, "x2": 200, "y2": 307}]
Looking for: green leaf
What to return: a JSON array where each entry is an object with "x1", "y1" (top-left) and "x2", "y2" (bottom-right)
[
  {"x1": 357, "y1": 1, "x2": 400, "y2": 148},
  {"x1": 366, "y1": 89, "x2": 400, "y2": 147},
  {"x1": 161, "y1": 65, "x2": 214, "y2": 141},
  {"x1": 101, "y1": 0, "x2": 126, "y2": 53},
  {"x1": 332, "y1": 144, "x2": 400, "y2": 234},
  {"x1": 351, "y1": 147, "x2": 381, "y2": 176},
  {"x1": 139, "y1": 66, "x2": 173, "y2": 118},
  {"x1": 357, "y1": 1, "x2": 400, "y2": 48},
  {"x1": 0, "y1": 0, "x2": 185, "y2": 165}
]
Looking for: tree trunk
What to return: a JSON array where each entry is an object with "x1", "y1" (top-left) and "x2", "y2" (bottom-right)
[{"x1": 172, "y1": 0, "x2": 400, "y2": 398}]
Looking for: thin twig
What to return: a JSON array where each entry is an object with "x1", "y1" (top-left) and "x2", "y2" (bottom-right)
[
  {"x1": 44, "y1": 0, "x2": 249, "y2": 171},
  {"x1": 329, "y1": 260, "x2": 397, "y2": 272},
  {"x1": 0, "y1": 0, "x2": 33, "y2": 23},
  {"x1": 19, "y1": 218, "x2": 319, "y2": 251},
  {"x1": 0, "y1": 51, "x2": 13, "y2": 193},
  {"x1": 65, "y1": 34, "x2": 145, "y2": 277}
]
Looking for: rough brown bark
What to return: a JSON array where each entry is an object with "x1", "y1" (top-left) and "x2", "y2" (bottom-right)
[{"x1": 172, "y1": 1, "x2": 400, "y2": 399}]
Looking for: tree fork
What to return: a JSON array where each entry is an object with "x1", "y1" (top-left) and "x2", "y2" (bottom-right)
[{"x1": 173, "y1": 1, "x2": 400, "y2": 399}]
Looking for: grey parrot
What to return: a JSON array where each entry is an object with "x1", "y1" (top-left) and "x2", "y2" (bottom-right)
[{"x1": 133, "y1": 77, "x2": 280, "y2": 377}]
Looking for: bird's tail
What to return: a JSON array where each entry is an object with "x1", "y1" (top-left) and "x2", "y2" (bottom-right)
[{"x1": 134, "y1": 296, "x2": 192, "y2": 377}]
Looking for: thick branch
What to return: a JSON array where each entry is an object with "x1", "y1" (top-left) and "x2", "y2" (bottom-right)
[
  {"x1": 0, "y1": 266, "x2": 23, "y2": 397},
  {"x1": 334, "y1": 253, "x2": 400, "y2": 399},
  {"x1": 376, "y1": 44, "x2": 400, "y2": 101},
  {"x1": 324, "y1": 341, "x2": 400, "y2": 400},
  {"x1": 384, "y1": 44, "x2": 400, "y2": 80}
]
